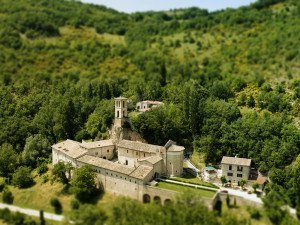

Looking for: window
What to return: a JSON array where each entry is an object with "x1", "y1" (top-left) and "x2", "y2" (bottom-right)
[
  {"x1": 123, "y1": 101, "x2": 125, "y2": 107},
  {"x1": 127, "y1": 150, "x2": 128, "y2": 153},
  {"x1": 237, "y1": 166, "x2": 243, "y2": 172},
  {"x1": 229, "y1": 165, "x2": 232, "y2": 170},
  {"x1": 95, "y1": 152, "x2": 98, "y2": 156},
  {"x1": 125, "y1": 160, "x2": 128, "y2": 165},
  {"x1": 227, "y1": 172, "x2": 233, "y2": 177},
  {"x1": 144, "y1": 153, "x2": 146, "y2": 157},
  {"x1": 237, "y1": 174, "x2": 243, "y2": 178},
  {"x1": 136, "y1": 152, "x2": 138, "y2": 155},
  {"x1": 107, "y1": 149, "x2": 109, "y2": 153}
]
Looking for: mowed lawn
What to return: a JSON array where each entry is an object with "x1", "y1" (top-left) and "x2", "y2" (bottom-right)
[
  {"x1": 157, "y1": 182, "x2": 216, "y2": 198},
  {"x1": 170, "y1": 173, "x2": 219, "y2": 189}
]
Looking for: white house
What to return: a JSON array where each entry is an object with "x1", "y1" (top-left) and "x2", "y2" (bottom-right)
[{"x1": 221, "y1": 156, "x2": 251, "y2": 183}]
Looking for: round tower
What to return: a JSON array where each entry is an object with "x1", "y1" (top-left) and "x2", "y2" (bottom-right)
[{"x1": 165, "y1": 142, "x2": 184, "y2": 177}]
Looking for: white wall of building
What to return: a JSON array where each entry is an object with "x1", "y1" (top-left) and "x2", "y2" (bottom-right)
[{"x1": 221, "y1": 164, "x2": 250, "y2": 182}]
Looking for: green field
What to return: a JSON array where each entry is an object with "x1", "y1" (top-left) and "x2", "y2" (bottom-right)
[
  {"x1": 170, "y1": 175, "x2": 218, "y2": 189},
  {"x1": 156, "y1": 181, "x2": 216, "y2": 198}
]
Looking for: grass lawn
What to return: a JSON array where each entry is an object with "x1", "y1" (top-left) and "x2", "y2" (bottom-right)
[
  {"x1": 170, "y1": 174, "x2": 218, "y2": 189},
  {"x1": 156, "y1": 182, "x2": 216, "y2": 198},
  {"x1": 0, "y1": 172, "x2": 73, "y2": 214},
  {"x1": 0, "y1": 166, "x2": 120, "y2": 216},
  {"x1": 0, "y1": 220, "x2": 6, "y2": 225}
]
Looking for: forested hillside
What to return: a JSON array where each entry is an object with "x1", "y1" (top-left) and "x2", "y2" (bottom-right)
[{"x1": 0, "y1": 0, "x2": 299, "y2": 223}]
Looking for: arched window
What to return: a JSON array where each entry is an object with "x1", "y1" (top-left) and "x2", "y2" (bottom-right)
[{"x1": 143, "y1": 194, "x2": 151, "y2": 203}]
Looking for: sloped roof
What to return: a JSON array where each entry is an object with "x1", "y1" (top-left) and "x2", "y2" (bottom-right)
[
  {"x1": 256, "y1": 176, "x2": 268, "y2": 185},
  {"x1": 129, "y1": 165, "x2": 153, "y2": 179},
  {"x1": 115, "y1": 96, "x2": 127, "y2": 100},
  {"x1": 78, "y1": 155, "x2": 132, "y2": 174},
  {"x1": 80, "y1": 139, "x2": 114, "y2": 149},
  {"x1": 137, "y1": 101, "x2": 163, "y2": 105},
  {"x1": 221, "y1": 156, "x2": 251, "y2": 166},
  {"x1": 77, "y1": 155, "x2": 153, "y2": 180},
  {"x1": 138, "y1": 156, "x2": 163, "y2": 165},
  {"x1": 52, "y1": 140, "x2": 87, "y2": 159},
  {"x1": 117, "y1": 140, "x2": 165, "y2": 153},
  {"x1": 167, "y1": 144, "x2": 185, "y2": 152}
]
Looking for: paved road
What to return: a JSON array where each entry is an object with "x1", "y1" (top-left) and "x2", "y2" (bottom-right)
[
  {"x1": 0, "y1": 203, "x2": 64, "y2": 222},
  {"x1": 219, "y1": 188, "x2": 296, "y2": 216},
  {"x1": 184, "y1": 159, "x2": 200, "y2": 173},
  {"x1": 220, "y1": 187, "x2": 262, "y2": 204}
]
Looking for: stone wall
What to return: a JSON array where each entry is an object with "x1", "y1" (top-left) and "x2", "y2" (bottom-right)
[
  {"x1": 52, "y1": 149, "x2": 77, "y2": 167},
  {"x1": 118, "y1": 147, "x2": 156, "y2": 167},
  {"x1": 219, "y1": 193, "x2": 262, "y2": 208},
  {"x1": 85, "y1": 145, "x2": 115, "y2": 160}
]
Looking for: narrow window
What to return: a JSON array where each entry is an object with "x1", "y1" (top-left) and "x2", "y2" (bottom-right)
[
  {"x1": 107, "y1": 149, "x2": 109, "y2": 153},
  {"x1": 125, "y1": 160, "x2": 128, "y2": 165},
  {"x1": 229, "y1": 165, "x2": 232, "y2": 170},
  {"x1": 144, "y1": 153, "x2": 146, "y2": 157}
]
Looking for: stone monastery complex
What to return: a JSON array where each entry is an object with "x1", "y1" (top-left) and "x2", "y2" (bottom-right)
[{"x1": 52, "y1": 97, "x2": 185, "y2": 202}]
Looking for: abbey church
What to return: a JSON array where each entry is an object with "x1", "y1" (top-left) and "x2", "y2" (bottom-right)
[{"x1": 52, "y1": 97, "x2": 184, "y2": 201}]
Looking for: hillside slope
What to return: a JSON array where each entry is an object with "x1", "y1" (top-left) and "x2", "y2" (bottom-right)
[{"x1": 0, "y1": 0, "x2": 299, "y2": 221}]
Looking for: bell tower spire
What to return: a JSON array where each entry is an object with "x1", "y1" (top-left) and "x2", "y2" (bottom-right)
[{"x1": 114, "y1": 96, "x2": 128, "y2": 127}]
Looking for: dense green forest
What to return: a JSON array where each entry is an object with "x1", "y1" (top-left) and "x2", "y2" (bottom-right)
[{"x1": 0, "y1": 0, "x2": 299, "y2": 223}]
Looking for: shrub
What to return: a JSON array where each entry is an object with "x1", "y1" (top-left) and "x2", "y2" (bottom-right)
[
  {"x1": 248, "y1": 207, "x2": 261, "y2": 220},
  {"x1": 70, "y1": 198, "x2": 80, "y2": 210},
  {"x1": 0, "y1": 177, "x2": 6, "y2": 192},
  {"x1": 2, "y1": 187, "x2": 14, "y2": 204},
  {"x1": 42, "y1": 174, "x2": 49, "y2": 184},
  {"x1": 50, "y1": 197, "x2": 62, "y2": 214},
  {"x1": 37, "y1": 162, "x2": 48, "y2": 175},
  {"x1": 12, "y1": 166, "x2": 34, "y2": 188}
]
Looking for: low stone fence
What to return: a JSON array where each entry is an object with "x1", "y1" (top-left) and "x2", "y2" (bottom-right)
[{"x1": 219, "y1": 193, "x2": 263, "y2": 208}]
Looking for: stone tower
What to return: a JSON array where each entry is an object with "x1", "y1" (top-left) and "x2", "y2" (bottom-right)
[{"x1": 114, "y1": 96, "x2": 128, "y2": 127}]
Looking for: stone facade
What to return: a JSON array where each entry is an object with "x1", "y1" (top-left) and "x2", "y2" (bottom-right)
[
  {"x1": 52, "y1": 97, "x2": 185, "y2": 202},
  {"x1": 221, "y1": 156, "x2": 251, "y2": 183},
  {"x1": 136, "y1": 101, "x2": 164, "y2": 112}
]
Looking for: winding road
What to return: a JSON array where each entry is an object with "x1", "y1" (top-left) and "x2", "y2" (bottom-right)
[{"x1": 0, "y1": 203, "x2": 64, "y2": 222}]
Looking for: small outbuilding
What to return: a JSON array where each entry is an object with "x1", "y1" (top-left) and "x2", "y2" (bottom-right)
[{"x1": 136, "y1": 101, "x2": 164, "y2": 112}]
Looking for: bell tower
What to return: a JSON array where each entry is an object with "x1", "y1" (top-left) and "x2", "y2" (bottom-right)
[{"x1": 114, "y1": 97, "x2": 128, "y2": 127}]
